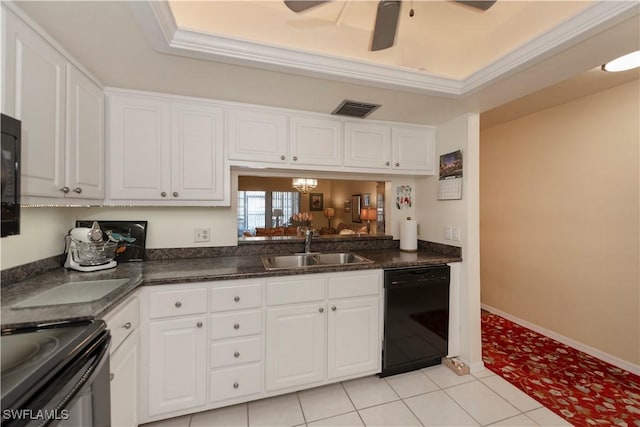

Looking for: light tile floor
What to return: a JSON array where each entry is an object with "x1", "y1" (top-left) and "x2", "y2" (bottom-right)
[{"x1": 142, "y1": 365, "x2": 573, "y2": 427}]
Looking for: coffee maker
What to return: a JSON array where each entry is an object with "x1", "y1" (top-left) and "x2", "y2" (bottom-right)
[{"x1": 65, "y1": 222, "x2": 118, "y2": 272}]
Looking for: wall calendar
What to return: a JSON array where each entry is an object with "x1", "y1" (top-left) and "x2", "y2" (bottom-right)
[{"x1": 438, "y1": 150, "x2": 463, "y2": 200}]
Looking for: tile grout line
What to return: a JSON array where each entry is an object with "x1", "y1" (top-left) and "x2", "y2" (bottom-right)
[
  {"x1": 295, "y1": 390, "x2": 308, "y2": 426},
  {"x1": 339, "y1": 381, "x2": 367, "y2": 427},
  {"x1": 382, "y1": 375, "x2": 426, "y2": 427}
]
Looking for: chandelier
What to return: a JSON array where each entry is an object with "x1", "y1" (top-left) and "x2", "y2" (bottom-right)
[{"x1": 292, "y1": 178, "x2": 317, "y2": 194}]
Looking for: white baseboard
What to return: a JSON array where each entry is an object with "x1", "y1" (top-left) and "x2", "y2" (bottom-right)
[{"x1": 482, "y1": 304, "x2": 640, "y2": 376}]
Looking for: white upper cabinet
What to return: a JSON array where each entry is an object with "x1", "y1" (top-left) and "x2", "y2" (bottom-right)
[
  {"x1": 344, "y1": 122, "x2": 392, "y2": 170},
  {"x1": 107, "y1": 91, "x2": 227, "y2": 205},
  {"x1": 344, "y1": 121, "x2": 435, "y2": 174},
  {"x1": 226, "y1": 107, "x2": 288, "y2": 165},
  {"x1": 171, "y1": 102, "x2": 225, "y2": 200},
  {"x1": 66, "y1": 65, "x2": 105, "y2": 199},
  {"x1": 2, "y1": 8, "x2": 104, "y2": 202},
  {"x1": 107, "y1": 93, "x2": 171, "y2": 201},
  {"x1": 392, "y1": 125, "x2": 436, "y2": 174},
  {"x1": 289, "y1": 115, "x2": 342, "y2": 167}
]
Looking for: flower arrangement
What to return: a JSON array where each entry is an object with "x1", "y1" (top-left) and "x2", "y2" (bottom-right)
[{"x1": 290, "y1": 212, "x2": 313, "y2": 227}]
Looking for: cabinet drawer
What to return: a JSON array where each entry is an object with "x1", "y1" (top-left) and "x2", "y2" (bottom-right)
[
  {"x1": 149, "y1": 288, "x2": 207, "y2": 319},
  {"x1": 211, "y1": 284, "x2": 262, "y2": 312},
  {"x1": 210, "y1": 363, "x2": 261, "y2": 403},
  {"x1": 210, "y1": 336, "x2": 262, "y2": 368},
  {"x1": 210, "y1": 310, "x2": 262, "y2": 340},
  {"x1": 328, "y1": 272, "x2": 380, "y2": 299},
  {"x1": 266, "y1": 277, "x2": 325, "y2": 306},
  {"x1": 104, "y1": 294, "x2": 139, "y2": 354}
]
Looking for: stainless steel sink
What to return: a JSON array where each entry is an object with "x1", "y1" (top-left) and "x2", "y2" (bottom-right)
[{"x1": 262, "y1": 252, "x2": 374, "y2": 270}]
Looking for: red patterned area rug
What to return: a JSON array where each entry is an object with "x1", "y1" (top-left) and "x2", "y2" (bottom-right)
[{"x1": 481, "y1": 312, "x2": 640, "y2": 426}]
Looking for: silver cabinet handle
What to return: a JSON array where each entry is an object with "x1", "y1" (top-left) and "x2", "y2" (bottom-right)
[
  {"x1": 395, "y1": 162, "x2": 400, "y2": 167},
  {"x1": 110, "y1": 373, "x2": 115, "y2": 381},
  {"x1": 280, "y1": 155, "x2": 286, "y2": 160},
  {"x1": 60, "y1": 186, "x2": 70, "y2": 194},
  {"x1": 173, "y1": 192, "x2": 179, "y2": 197},
  {"x1": 233, "y1": 382, "x2": 239, "y2": 389},
  {"x1": 331, "y1": 306, "x2": 337, "y2": 311},
  {"x1": 73, "y1": 187, "x2": 82, "y2": 194},
  {"x1": 123, "y1": 322, "x2": 132, "y2": 329},
  {"x1": 318, "y1": 307, "x2": 324, "y2": 313},
  {"x1": 385, "y1": 162, "x2": 390, "y2": 166},
  {"x1": 234, "y1": 323, "x2": 240, "y2": 330},
  {"x1": 234, "y1": 296, "x2": 240, "y2": 302},
  {"x1": 175, "y1": 301, "x2": 182, "y2": 308},
  {"x1": 234, "y1": 351, "x2": 240, "y2": 358},
  {"x1": 161, "y1": 192, "x2": 167, "y2": 197},
  {"x1": 293, "y1": 156, "x2": 298, "y2": 161},
  {"x1": 197, "y1": 321, "x2": 203, "y2": 328}
]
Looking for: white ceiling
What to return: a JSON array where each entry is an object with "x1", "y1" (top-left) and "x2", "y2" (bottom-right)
[{"x1": 10, "y1": 0, "x2": 640, "y2": 126}]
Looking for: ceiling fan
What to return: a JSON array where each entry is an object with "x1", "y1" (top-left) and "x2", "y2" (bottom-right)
[{"x1": 284, "y1": 0, "x2": 496, "y2": 51}]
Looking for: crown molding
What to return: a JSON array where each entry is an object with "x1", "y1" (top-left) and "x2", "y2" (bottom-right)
[{"x1": 132, "y1": 0, "x2": 639, "y2": 98}]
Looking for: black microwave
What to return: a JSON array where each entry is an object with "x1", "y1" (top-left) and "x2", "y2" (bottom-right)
[{"x1": 1, "y1": 114, "x2": 21, "y2": 237}]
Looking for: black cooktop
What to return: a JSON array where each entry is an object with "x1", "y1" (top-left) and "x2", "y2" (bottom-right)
[{"x1": 0, "y1": 320, "x2": 106, "y2": 410}]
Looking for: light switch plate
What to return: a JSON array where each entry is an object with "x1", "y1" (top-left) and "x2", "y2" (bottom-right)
[
  {"x1": 444, "y1": 226, "x2": 453, "y2": 240},
  {"x1": 452, "y1": 227, "x2": 461, "y2": 242}
]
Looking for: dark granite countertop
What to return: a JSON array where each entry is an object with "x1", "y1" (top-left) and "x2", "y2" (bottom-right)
[{"x1": 1, "y1": 248, "x2": 460, "y2": 330}]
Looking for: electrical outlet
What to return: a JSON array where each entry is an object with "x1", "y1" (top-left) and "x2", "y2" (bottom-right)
[
  {"x1": 444, "y1": 226, "x2": 453, "y2": 240},
  {"x1": 452, "y1": 226, "x2": 461, "y2": 242},
  {"x1": 193, "y1": 228, "x2": 210, "y2": 242}
]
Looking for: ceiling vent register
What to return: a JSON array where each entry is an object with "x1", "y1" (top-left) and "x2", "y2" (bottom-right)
[{"x1": 331, "y1": 100, "x2": 381, "y2": 119}]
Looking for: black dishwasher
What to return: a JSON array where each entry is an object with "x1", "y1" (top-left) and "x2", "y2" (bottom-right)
[{"x1": 381, "y1": 265, "x2": 450, "y2": 377}]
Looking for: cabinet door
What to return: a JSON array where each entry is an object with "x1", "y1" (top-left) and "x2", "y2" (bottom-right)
[
  {"x1": 148, "y1": 316, "x2": 206, "y2": 416},
  {"x1": 110, "y1": 329, "x2": 138, "y2": 427},
  {"x1": 266, "y1": 304, "x2": 325, "y2": 391},
  {"x1": 344, "y1": 122, "x2": 391, "y2": 170},
  {"x1": 290, "y1": 116, "x2": 342, "y2": 167},
  {"x1": 4, "y1": 11, "x2": 66, "y2": 197},
  {"x1": 226, "y1": 108, "x2": 288, "y2": 164},
  {"x1": 392, "y1": 126, "x2": 436, "y2": 174},
  {"x1": 66, "y1": 65, "x2": 104, "y2": 199},
  {"x1": 107, "y1": 94, "x2": 171, "y2": 200},
  {"x1": 171, "y1": 102, "x2": 224, "y2": 200},
  {"x1": 327, "y1": 297, "x2": 380, "y2": 380}
]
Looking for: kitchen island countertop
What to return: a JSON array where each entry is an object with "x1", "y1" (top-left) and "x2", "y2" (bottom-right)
[{"x1": 1, "y1": 248, "x2": 461, "y2": 329}]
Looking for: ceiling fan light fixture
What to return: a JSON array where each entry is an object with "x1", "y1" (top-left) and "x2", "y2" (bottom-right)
[{"x1": 601, "y1": 50, "x2": 640, "y2": 72}]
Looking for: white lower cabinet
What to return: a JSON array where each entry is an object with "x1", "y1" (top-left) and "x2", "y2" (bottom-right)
[
  {"x1": 328, "y1": 297, "x2": 380, "y2": 379},
  {"x1": 139, "y1": 271, "x2": 382, "y2": 424},
  {"x1": 265, "y1": 303, "x2": 326, "y2": 391},
  {"x1": 147, "y1": 315, "x2": 207, "y2": 417},
  {"x1": 110, "y1": 329, "x2": 139, "y2": 427}
]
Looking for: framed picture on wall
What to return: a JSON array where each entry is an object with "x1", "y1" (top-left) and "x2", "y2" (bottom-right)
[{"x1": 310, "y1": 193, "x2": 323, "y2": 211}]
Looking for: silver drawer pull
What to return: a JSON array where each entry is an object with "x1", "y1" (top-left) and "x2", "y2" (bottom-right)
[
  {"x1": 395, "y1": 162, "x2": 400, "y2": 167},
  {"x1": 161, "y1": 192, "x2": 167, "y2": 197},
  {"x1": 318, "y1": 307, "x2": 324, "y2": 313},
  {"x1": 280, "y1": 155, "x2": 286, "y2": 160},
  {"x1": 233, "y1": 382, "x2": 239, "y2": 389},
  {"x1": 234, "y1": 296, "x2": 240, "y2": 302},
  {"x1": 173, "y1": 192, "x2": 179, "y2": 197},
  {"x1": 175, "y1": 301, "x2": 182, "y2": 308},
  {"x1": 123, "y1": 322, "x2": 132, "y2": 329},
  {"x1": 234, "y1": 351, "x2": 240, "y2": 358},
  {"x1": 197, "y1": 321, "x2": 203, "y2": 328},
  {"x1": 233, "y1": 323, "x2": 240, "y2": 330},
  {"x1": 331, "y1": 306, "x2": 337, "y2": 311},
  {"x1": 73, "y1": 187, "x2": 82, "y2": 194},
  {"x1": 60, "y1": 186, "x2": 70, "y2": 194}
]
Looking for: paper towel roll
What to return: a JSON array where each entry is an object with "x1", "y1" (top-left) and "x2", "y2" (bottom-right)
[{"x1": 400, "y1": 218, "x2": 418, "y2": 252}]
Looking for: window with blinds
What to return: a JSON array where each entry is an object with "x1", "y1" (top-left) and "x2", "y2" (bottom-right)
[{"x1": 237, "y1": 191, "x2": 300, "y2": 236}]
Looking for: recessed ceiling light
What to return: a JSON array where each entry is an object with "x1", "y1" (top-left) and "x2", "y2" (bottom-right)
[{"x1": 601, "y1": 50, "x2": 640, "y2": 72}]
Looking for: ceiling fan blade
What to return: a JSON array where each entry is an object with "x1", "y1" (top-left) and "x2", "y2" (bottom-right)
[
  {"x1": 284, "y1": 1, "x2": 330, "y2": 13},
  {"x1": 454, "y1": 1, "x2": 497, "y2": 11},
  {"x1": 370, "y1": 0, "x2": 401, "y2": 52}
]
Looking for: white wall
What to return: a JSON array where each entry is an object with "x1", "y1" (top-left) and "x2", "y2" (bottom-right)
[
  {"x1": 0, "y1": 207, "x2": 76, "y2": 269},
  {"x1": 415, "y1": 113, "x2": 482, "y2": 371}
]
